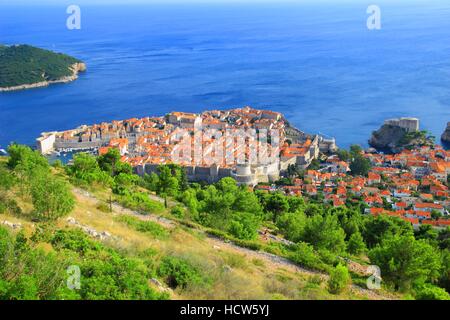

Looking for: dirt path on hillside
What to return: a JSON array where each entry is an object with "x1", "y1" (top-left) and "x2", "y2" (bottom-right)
[{"x1": 72, "y1": 187, "x2": 395, "y2": 300}]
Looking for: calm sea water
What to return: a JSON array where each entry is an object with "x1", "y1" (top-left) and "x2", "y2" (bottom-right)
[{"x1": 1, "y1": 2, "x2": 450, "y2": 150}]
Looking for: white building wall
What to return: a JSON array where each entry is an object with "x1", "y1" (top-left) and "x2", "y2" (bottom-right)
[{"x1": 36, "y1": 133, "x2": 56, "y2": 154}]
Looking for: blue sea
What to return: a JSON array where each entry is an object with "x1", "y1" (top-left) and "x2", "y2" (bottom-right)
[{"x1": 1, "y1": 1, "x2": 450, "y2": 150}]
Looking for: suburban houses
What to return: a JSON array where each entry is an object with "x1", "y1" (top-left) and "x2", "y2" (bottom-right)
[
  {"x1": 35, "y1": 108, "x2": 449, "y2": 229},
  {"x1": 256, "y1": 144, "x2": 450, "y2": 229}
]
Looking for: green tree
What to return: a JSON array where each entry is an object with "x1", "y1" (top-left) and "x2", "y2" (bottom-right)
[
  {"x1": 439, "y1": 249, "x2": 450, "y2": 292},
  {"x1": 347, "y1": 232, "x2": 367, "y2": 255},
  {"x1": 50, "y1": 229, "x2": 166, "y2": 300},
  {"x1": 97, "y1": 148, "x2": 121, "y2": 175},
  {"x1": 328, "y1": 263, "x2": 351, "y2": 294},
  {"x1": 167, "y1": 164, "x2": 188, "y2": 191},
  {"x1": 438, "y1": 227, "x2": 450, "y2": 250},
  {"x1": 286, "y1": 164, "x2": 298, "y2": 178},
  {"x1": 113, "y1": 173, "x2": 139, "y2": 195},
  {"x1": 331, "y1": 206, "x2": 363, "y2": 238},
  {"x1": 307, "y1": 159, "x2": 321, "y2": 171},
  {"x1": 263, "y1": 192, "x2": 289, "y2": 221},
  {"x1": 0, "y1": 226, "x2": 69, "y2": 300},
  {"x1": 289, "y1": 242, "x2": 324, "y2": 271},
  {"x1": 304, "y1": 203, "x2": 324, "y2": 217},
  {"x1": 362, "y1": 215, "x2": 413, "y2": 248},
  {"x1": 287, "y1": 196, "x2": 305, "y2": 213},
  {"x1": 180, "y1": 188, "x2": 199, "y2": 217},
  {"x1": 157, "y1": 165, "x2": 180, "y2": 197},
  {"x1": 228, "y1": 211, "x2": 260, "y2": 240},
  {"x1": 415, "y1": 284, "x2": 450, "y2": 300},
  {"x1": 170, "y1": 205, "x2": 185, "y2": 219},
  {"x1": 369, "y1": 235, "x2": 442, "y2": 291},
  {"x1": 0, "y1": 165, "x2": 15, "y2": 190},
  {"x1": 431, "y1": 210, "x2": 443, "y2": 220},
  {"x1": 302, "y1": 214, "x2": 347, "y2": 254},
  {"x1": 31, "y1": 172, "x2": 75, "y2": 221},
  {"x1": 198, "y1": 184, "x2": 234, "y2": 230},
  {"x1": 276, "y1": 211, "x2": 307, "y2": 243},
  {"x1": 349, "y1": 144, "x2": 363, "y2": 155},
  {"x1": 68, "y1": 152, "x2": 113, "y2": 186},
  {"x1": 350, "y1": 154, "x2": 371, "y2": 176},
  {"x1": 232, "y1": 186, "x2": 263, "y2": 217},
  {"x1": 414, "y1": 224, "x2": 439, "y2": 244},
  {"x1": 157, "y1": 256, "x2": 203, "y2": 289},
  {"x1": 7, "y1": 144, "x2": 49, "y2": 172},
  {"x1": 336, "y1": 149, "x2": 351, "y2": 162},
  {"x1": 143, "y1": 172, "x2": 160, "y2": 192},
  {"x1": 216, "y1": 177, "x2": 239, "y2": 194}
]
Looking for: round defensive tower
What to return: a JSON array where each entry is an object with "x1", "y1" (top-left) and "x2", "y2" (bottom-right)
[{"x1": 235, "y1": 163, "x2": 252, "y2": 176}]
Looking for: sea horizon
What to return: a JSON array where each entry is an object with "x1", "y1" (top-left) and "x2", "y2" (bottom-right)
[{"x1": 1, "y1": 2, "x2": 449, "y2": 150}]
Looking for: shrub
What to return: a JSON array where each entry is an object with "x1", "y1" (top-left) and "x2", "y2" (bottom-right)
[
  {"x1": 328, "y1": 263, "x2": 351, "y2": 294},
  {"x1": 170, "y1": 205, "x2": 185, "y2": 219},
  {"x1": 308, "y1": 275, "x2": 323, "y2": 287},
  {"x1": 30, "y1": 173, "x2": 75, "y2": 221},
  {"x1": 0, "y1": 165, "x2": 15, "y2": 189},
  {"x1": 66, "y1": 152, "x2": 113, "y2": 187},
  {"x1": 347, "y1": 232, "x2": 367, "y2": 255},
  {"x1": 117, "y1": 192, "x2": 164, "y2": 214},
  {"x1": 317, "y1": 249, "x2": 339, "y2": 266},
  {"x1": 117, "y1": 215, "x2": 168, "y2": 239},
  {"x1": 51, "y1": 229, "x2": 102, "y2": 255},
  {"x1": 289, "y1": 242, "x2": 326, "y2": 272},
  {"x1": 3, "y1": 197, "x2": 22, "y2": 216},
  {"x1": 223, "y1": 252, "x2": 247, "y2": 269},
  {"x1": 414, "y1": 284, "x2": 450, "y2": 300},
  {"x1": 48, "y1": 229, "x2": 167, "y2": 300},
  {"x1": 252, "y1": 258, "x2": 265, "y2": 267},
  {"x1": 7, "y1": 144, "x2": 49, "y2": 172},
  {"x1": 96, "y1": 202, "x2": 111, "y2": 213},
  {"x1": 369, "y1": 235, "x2": 441, "y2": 291},
  {"x1": 227, "y1": 212, "x2": 260, "y2": 240},
  {"x1": 157, "y1": 256, "x2": 202, "y2": 289}
]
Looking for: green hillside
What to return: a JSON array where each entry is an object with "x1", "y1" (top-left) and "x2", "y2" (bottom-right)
[
  {"x1": 0, "y1": 146, "x2": 403, "y2": 301},
  {"x1": 1, "y1": 145, "x2": 449, "y2": 300},
  {"x1": 0, "y1": 44, "x2": 82, "y2": 88}
]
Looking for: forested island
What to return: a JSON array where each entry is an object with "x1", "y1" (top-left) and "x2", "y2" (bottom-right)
[{"x1": 0, "y1": 44, "x2": 86, "y2": 92}]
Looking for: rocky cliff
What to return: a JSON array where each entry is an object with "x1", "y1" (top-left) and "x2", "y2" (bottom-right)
[
  {"x1": 369, "y1": 122, "x2": 433, "y2": 153},
  {"x1": 442, "y1": 122, "x2": 450, "y2": 143},
  {"x1": 369, "y1": 124, "x2": 408, "y2": 152},
  {"x1": 0, "y1": 62, "x2": 86, "y2": 92}
]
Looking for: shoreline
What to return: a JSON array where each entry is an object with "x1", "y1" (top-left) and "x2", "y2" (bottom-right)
[{"x1": 0, "y1": 62, "x2": 86, "y2": 92}]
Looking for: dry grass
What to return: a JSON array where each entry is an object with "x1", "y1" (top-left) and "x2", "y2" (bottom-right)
[{"x1": 0, "y1": 184, "x2": 397, "y2": 300}]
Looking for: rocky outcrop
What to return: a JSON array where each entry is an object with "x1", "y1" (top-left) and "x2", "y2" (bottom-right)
[
  {"x1": 442, "y1": 122, "x2": 450, "y2": 144},
  {"x1": 1, "y1": 220, "x2": 22, "y2": 230},
  {"x1": 369, "y1": 124, "x2": 409, "y2": 153},
  {"x1": 66, "y1": 216, "x2": 115, "y2": 241},
  {"x1": 149, "y1": 278, "x2": 173, "y2": 295},
  {"x1": 369, "y1": 120, "x2": 433, "y2": 153},
  {"x1": 0, "y1": 62, "x2": 86, "y2": 92}
]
